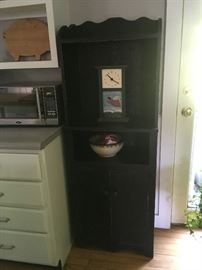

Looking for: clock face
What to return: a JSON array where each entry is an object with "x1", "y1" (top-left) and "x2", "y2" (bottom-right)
[{"x1": 101, "y1": 68, "x2": 122, "y2": 89}]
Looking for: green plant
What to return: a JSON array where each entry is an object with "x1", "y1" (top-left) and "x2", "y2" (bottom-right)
[{"x1": 185, "y1": 187, "x2": 202, "y2": 235}]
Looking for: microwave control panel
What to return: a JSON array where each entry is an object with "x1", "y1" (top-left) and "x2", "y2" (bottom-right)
[{"x1": 42, "y1": 87, "x2": 58, "y2": 119}]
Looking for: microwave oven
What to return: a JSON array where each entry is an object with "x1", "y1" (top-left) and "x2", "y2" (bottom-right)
[{"x1": 0, "y1": 84, "x2": 63, "y2": 126}]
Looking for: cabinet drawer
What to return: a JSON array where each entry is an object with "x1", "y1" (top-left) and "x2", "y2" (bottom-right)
[
  {"x1": 0, "y1": 207, "x2": 47, "y2": 233},
  {"x1": 0, "y1": 153, "x2": 41, "y2": 180},
  {"x1": 0, "y1": 181, "x2": 44, "y2": 208},
  {"x1": 0, "y1": 230, "x2": 54, "y2": 265}
]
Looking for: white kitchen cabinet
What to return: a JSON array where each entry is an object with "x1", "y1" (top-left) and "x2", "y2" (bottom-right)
[
  {"x1": 0, "y1": 231, "x2": 52, "y2": 265},
  {"x1": 0, "y1": 153, "x2": 41, "y2": 180},
  {"x1": 0, "y1": 0, "x2": 69, "y2": 69},
  {"x1": 0, "y1": 207, "x2": 48, "y2": 232},
  {"x1": 0, "y1": 135, "x2": 71, "y2": 268}
]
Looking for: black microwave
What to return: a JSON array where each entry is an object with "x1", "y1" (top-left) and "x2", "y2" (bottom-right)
[{"x1": 0, "y1": 84, "x2": 63, "y2": 126}]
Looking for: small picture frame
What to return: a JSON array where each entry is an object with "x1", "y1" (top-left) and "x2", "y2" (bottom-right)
[
  {"x1": 103, "y1": 91, "x2": 122, "y2": 114},
  {"x1": 99, "y1": 90, "x2": 128, "y2": 121}
]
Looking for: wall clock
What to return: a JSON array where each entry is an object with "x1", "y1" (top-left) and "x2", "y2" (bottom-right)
[
  {"x1": 97, "y1": 65, "x2": 127, "y2": 122},
  {"x1": 101, "y1": 68, "x2": 122, "y2": 88}
]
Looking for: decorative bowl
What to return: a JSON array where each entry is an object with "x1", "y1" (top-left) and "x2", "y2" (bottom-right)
[{"x1": 89, "y1": 134, "x2": 123, "y2": 158}]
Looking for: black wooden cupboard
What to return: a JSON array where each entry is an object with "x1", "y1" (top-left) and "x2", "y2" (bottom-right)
[{"x1": 58, "y1": 17, "x2": 161, "y2": 257}]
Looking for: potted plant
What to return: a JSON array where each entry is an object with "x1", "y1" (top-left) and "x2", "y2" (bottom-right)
[{"x1": 185, "y1": 187, "x2": 202, "y2": 235}]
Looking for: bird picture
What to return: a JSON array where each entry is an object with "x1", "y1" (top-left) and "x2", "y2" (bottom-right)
[
  {"x1": 107, "y1": 96, "x2": 121, "y2": 107},
  {"x1": 103, "y1": 91, "x2": 122, "y2": 114}
]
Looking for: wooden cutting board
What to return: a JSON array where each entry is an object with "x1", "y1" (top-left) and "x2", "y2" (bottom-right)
[{"x1": 3, "y1": 18, "x2": 50, "y2": 61}]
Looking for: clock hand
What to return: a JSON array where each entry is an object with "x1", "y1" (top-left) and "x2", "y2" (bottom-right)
[
  {"x1": 106, "y1": 73, "x2": 113, "y2": 80},
  {"x1": 106, "y1": 73, "x2": 119, "y2": 84}
]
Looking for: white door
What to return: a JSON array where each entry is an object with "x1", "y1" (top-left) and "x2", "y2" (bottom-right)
[
  {"x1": 155, "y1": 0, "x2": 201, "y2": 228},
  {"x1": 172, "y1": 0, "x2": 202, "y2": 223},
  {"x1": 155, "y1": 0, "x2": 184, "y2": 228}
]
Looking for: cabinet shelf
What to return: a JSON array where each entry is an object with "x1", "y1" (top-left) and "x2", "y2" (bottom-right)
[
  {"x1": 0, "y1": 2, "x2": 46, "y2": 21},
  {"x1": 71, "y1": 160, "x2": 150, "y2": 170},
  {"x1": 69, "y1": 130, "x2": 155, "y2": 165},
  {"x1": 66, "y1": 126, "x2": 158, "y2": 133},
  {"x1": 59, "y1": 33, "x2": 160, "y2": 44}
]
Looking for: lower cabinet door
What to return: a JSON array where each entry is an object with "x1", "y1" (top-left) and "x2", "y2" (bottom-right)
[
  {"x1": 0, "y1": 230, "x2": 54, "y2": 265},
  {"x1": 70, "y1": 167, "x2": 110, "y2": 248},
  {"x1": 70, "y1": 165, "x2": 155, "y2": 256},
  {"x1": 109, "y1": 166, "x2": 155, "y2": 257}
]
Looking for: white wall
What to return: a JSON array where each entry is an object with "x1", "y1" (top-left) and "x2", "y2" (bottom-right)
[
  {"x1": 68, "y1": 0, "x2": 165, "y2": 24},
  {"x1": 52, "y1": 0, "x2": 70, "y2": 29}
]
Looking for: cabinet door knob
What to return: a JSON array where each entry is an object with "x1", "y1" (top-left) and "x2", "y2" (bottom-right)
[
  {"x1": 0, "y1": 217, "x2": 10, "y2": 223},
  {"x1": 0, "y1": 192, "x2": 4, "y2": 198},
  {"x1": 104, "y1": 190, "x2": 109, "y2": 196},
  {"x1": 0, "y1": 244, "x2": 15, "y2": 250}
]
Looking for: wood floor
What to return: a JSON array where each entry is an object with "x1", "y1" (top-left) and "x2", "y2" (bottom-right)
[
  {"x1": 1, "y1": 226, "x2": 202, "y2": 270},
  {"x1": 66, "y1": 226, "x2": 202, "y2": 270}
]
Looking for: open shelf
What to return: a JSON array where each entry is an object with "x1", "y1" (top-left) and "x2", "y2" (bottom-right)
[{"x1": 71, "y1": 130, "x2": 151, "y2": 165}]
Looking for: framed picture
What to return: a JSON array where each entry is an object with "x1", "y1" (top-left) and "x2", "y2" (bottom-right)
[
  {"x1": 102, "y1": 91, "x2": 122, "y2": 114},
  {"x1": 97, "y1": 65, "x2": 127, "y2": 121}
]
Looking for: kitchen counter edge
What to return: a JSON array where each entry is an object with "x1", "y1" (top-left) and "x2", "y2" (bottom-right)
[{"x1": 0, "y1": 126, "x2": 63, "y2": 150}]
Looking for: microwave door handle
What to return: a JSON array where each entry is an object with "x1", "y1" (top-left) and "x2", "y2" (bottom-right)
[{"x1": 35, "y1": 88, "x2": 42, "y2": 121}]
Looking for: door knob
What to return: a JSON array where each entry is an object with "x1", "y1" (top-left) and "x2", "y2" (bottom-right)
[{"x1": 181, "y1": 107, "x2": 193, "y2": 117}]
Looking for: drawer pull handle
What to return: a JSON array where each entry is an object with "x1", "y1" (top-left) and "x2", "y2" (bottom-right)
[
  {"x1": 0, "y1": 192, "x2": 4, "y2": 197},
  {"x1": 0, "y1": 244, "x2": 15, "y2": 250},
  {"x1": 0, "y1": 217, "x2": 10, "y2": 223}
]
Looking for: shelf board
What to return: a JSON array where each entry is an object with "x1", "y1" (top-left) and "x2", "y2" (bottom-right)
[
  {"x1": 0, "y1": 59, "x2": 58, "y2": 69},
  {"x1": 65, "y1": 126, "x2": 158, "y2": 133},
  {"x1": 0, "y1": 2, "x2": 46, "y2": 21},
  {"x1": 59, "y1": 33, "x2": 159, "y2": 44},
  {"x1": 71, "y1": 160, "x2": 151, "y2": 169}
]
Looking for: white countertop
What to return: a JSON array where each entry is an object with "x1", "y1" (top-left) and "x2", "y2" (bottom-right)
[{"x1": 0, "y1": 127, "x2": 62, "y2": 150}]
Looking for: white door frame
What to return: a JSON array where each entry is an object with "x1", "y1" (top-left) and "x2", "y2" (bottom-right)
[{"x1": 155, "y1": 0, "x2": 183, "y2": 228}]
